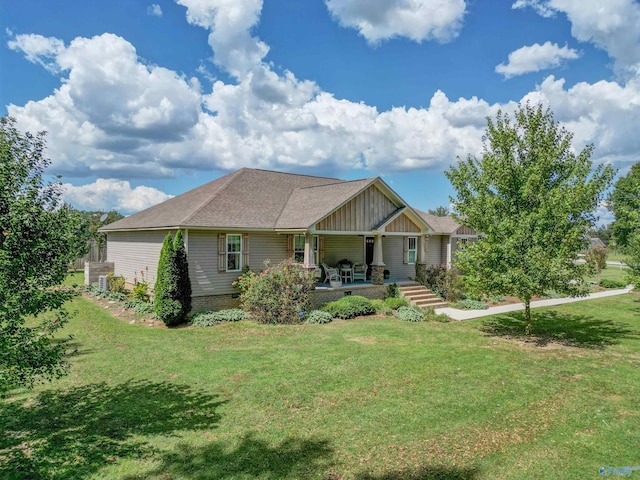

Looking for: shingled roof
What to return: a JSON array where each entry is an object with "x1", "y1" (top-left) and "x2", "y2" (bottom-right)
[
  {"x1": 415, "y1": 210, "x2": 462, "y2": 234},
  {"x1": 101, "y1": 168, "x2": 380, "y2": 231}
]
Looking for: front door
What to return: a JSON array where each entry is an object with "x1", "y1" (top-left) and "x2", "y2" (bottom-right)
[{"x1": 365, "y1": 236, "x2": 374, "y2": 279}]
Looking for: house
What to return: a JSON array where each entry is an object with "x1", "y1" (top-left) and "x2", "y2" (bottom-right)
[{"x1": 100, "y1": 168, "x2": 476, "y2": 311}]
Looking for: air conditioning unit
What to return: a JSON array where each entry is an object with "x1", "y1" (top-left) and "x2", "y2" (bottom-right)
[{"x1": 98, "y1": 275, "x2": 109, "y2": 291}]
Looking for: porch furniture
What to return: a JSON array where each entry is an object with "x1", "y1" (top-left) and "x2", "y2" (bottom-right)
[
  {"x1": 340, "y1": 265, "x2": 353, "y2": 283},
  {"x1": 353, "y1": 263, "x2": 368, "y2": 281},
  {"x1": 322, "y1": 263, "x2": 340, "y2": 284}
]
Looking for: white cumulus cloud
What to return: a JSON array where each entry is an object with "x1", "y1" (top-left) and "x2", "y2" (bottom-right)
[
  {"x1": 6, "y1": 1, "x2": 640, "y2": 215},
  {"x1": 513, "y1": 0, "x2": 640, "y2": 77},
  {"x1": 325, "y1": 0, "x2": 467, "y2": 44},
  {"x1": 62, "y1": 179, "x2": 173, "y2": 214},
  {"x1": 496, "y1": 41, "x2": 580, "y2": 78},
  {"x1": 147, "y1": 4, "x2": 163, "y2": 16},
  {"x1": 7, "y1": 33, "x2": 64, "y2": 73}
]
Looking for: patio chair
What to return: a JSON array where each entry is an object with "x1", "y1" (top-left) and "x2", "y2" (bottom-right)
[
  {"x1": 321, "y1": 263, "x2": 340, "y2": 284},
  {"x1": 353, "y1": 263, "x2": 368, "y2": 281}
]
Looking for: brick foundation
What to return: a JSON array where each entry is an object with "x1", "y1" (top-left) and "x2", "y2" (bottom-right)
[{"x1": 191, "y1": 285, "x2": 387, "y2": 313}]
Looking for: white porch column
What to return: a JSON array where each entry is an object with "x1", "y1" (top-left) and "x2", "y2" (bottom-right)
[
  {"x1": 446, "y1": 236, "x2": 453, "y2": 268},
  {"x1": 372, "y1": 234, "x2": 385, "y2": 266}
]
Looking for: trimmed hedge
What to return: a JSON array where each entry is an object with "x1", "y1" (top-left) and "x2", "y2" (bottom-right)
[
  {"x1": 370, "y1": 299, "x2": 392, "y2": 315},
  {"x1": 321, "y1": 295, "x2": 375, "y2": 319}
]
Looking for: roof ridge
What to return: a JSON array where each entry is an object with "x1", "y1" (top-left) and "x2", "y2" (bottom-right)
[
  {"x1": 248, "y1": 167, "x2": 342, "y2": 182},
  {"x1": 182, "y1": 168, "x2": 246, "y2": 225}
]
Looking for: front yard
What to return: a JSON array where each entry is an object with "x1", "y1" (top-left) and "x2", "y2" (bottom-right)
[{"x1": 1, "y1": 276, "x2": 638, "y2": 479}]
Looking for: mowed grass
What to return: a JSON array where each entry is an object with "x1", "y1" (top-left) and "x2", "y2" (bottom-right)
[{"x1": 1, "y1": 277, "x2": 639, "y2": 479}]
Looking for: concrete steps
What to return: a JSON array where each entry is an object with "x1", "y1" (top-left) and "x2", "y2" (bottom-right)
[{"x1": 399, "y1": 284, "x2": 448, "y2": 309}]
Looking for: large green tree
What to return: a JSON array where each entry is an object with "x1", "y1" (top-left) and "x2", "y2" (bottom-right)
[
  {"x1": 446, "y1": 103, "x2": 614, "y2": 334},
  {"x1": 0, "y1": 116, "x2": 87, "y2": 390},
  {"x1": 609, "y1": 162, "x2": 640, "y2": 249}
]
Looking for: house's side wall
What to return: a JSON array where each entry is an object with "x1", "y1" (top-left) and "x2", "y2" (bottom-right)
[
  {"x1": 382, "y1": 236, "x2": 415, "y2": 280},
  {"x1": 107, "y1": 231, "x2": 171, "y2": 287},
  {"x1": 188, "y1": 230, "x2": 289, "y2": 297},
  {"x1": 323, "y1": 235, "x2": 364, "y2": 266}
]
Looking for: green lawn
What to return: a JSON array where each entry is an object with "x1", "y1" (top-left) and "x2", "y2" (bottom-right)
[{"x1": 2, "y1": 278, "x2": 639, "y2": 479}]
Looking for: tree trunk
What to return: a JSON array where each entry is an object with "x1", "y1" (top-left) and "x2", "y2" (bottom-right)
[{"x1": 524, "y1": 299, "x2": 532, "y2": 335}]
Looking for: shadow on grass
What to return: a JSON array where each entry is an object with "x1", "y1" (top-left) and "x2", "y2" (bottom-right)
[
  {"x1": 356, "y1": 465, "x2": 479, "y2": 479},
  {"x1": 122, "y1": 432, "x2": 334, "y2": 480},
  {"x1": 481, "y1": 310, "x2": 639, "y2": 348},
  {"x1": 0, "y1": 380, "x2": 225, "y2": 479}
]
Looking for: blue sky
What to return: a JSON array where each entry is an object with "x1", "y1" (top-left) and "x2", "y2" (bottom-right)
[{"x1": 2, "y1": 0, "x2": 639, "y2": 221}]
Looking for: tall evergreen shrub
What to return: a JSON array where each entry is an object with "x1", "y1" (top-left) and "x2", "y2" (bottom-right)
[
  {"x1": 154, "y1": 233, "x2": 180, "y2": 325},
  {"x1": 173, "y1": 230, "x2": 192, "y2": 320}
]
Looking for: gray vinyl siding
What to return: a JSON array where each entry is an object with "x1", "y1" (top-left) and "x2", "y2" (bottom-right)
[
  {"x1": 323, "y1": 235, "x2": 364, "y2": 266},
  {"x1": 188, "y1": 230, "x2": 289, "y2": 297},
  {"x1": 426, "y1": 235, "x2": 443, "y2": 266},
  {"x1": 441, "y1": 236, "x2": 450, "y2": 266},
  {"x1": 106, "y1": 231, "x2": 171, "y2": 287},
  {"x1": 382, "y1": 236, "x2": 414, "y2": 280}
]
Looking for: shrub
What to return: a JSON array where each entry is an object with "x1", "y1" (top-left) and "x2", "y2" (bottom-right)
[
  {"x1": 421, "y1": 265, "x2": 464, "y2": 302},
  {"x1": 134, "y1": 301, "x2": 155, "y2": 314},
  {"x1": 131, "y1": 280, "x2": 150, "y2": 302},
  {"x1": 394, "y1": 306, "x2": 424, "y2": 322},
  {"x1": 482, "y1": 294, "x2": 505, "y2": 304},
  {"x1": 599, "y1": 279, "x2": 627, "y2": 289},
  {"x1": 123, "y1": 298, "x2": 154, "y2": 314},
  {"x1": 385, "y1": 282, "x2": 400, "y2": 298},
  {"x1": 384, "y1": 297, "x2": 408, "y2": 309},
  {"x1": 173, "y1": 231, "x2": 192, "y2": 321},
  {"x1": 106, "y1": 272, "x2": 126, "y2": 294},
  {"x1": 415, "y1": 305, "x2": 450, "y2": 322},
  {"x1": 322, "y1": 295, "x2": 375, "y2": 319},
  {"x1": 154, "y1": 234, "x2": 174, "y2": 319},
  {"x1": 154, "y1": 232, "x2": 192, "y2": 327},
  {"x1": 241, "y1": 259, "x2": 316, "y2": 324},
  {"x1": 156, "y1": 299, "x2": 182, "y2": 324},
  {"x1": 107, "y1": 291, "x2": 127, "y2": 302},
  {"x1": 454, "y1": 299, "x2": 488, "y2": 310},
  {"x1": 305, "y1": 310, "x2": 333, "y2": 324},
  {"x1": 370, "y1": 299, "x2": 392, "y2": 315},
  {"x1": 191, "y1": 309, "x2": 247, "y2": 327}
]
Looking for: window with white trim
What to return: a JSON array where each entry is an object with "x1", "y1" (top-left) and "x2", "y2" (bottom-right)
[
  {"x1": 407, "y1": 236, "x2": 417, "y2": 264},
  {"x1": 226, "y1": 234, "x2": 242, "y2": 271},
  {"x1": 294, "y1": 234, "x2": 318, "y2": 263}
]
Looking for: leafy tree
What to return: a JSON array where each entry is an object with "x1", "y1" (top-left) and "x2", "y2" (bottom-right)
[
  {"x1": 173, "y1": 230, "x2": 192, "y2": 321},
  {"x1": 446, "y1": 103, "x2": 614, "y2": 334},
  {"x1": 427, "y1": 205, "x2": 450, "y2": 216},
  {"x1": 609, "y1": 162, "x2": 640, "y2": 248},
  {"x1": 0, "y1": 116, "x2": 87, "y2": 390},
  {"x1": 78, "y1": 210, "x2": 124, "y2": 260}
]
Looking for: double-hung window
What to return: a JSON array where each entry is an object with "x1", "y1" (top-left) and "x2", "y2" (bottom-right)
[
  {"x1": 407, "y1": 236, "x2": 417, "y2": 264},
  {"x1": 293, "y1": 234, "x2": 318, "y2": 263},
  {"x1": 226, "y1": 234, "x2": 242, "y2": 271}
]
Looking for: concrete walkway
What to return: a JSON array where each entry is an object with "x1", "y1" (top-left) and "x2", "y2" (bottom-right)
[{"x1": 434, "y1": 286, "x2": 634, "y2": 321}]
